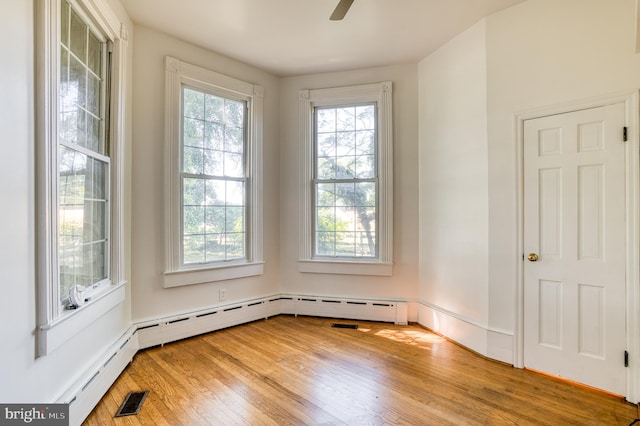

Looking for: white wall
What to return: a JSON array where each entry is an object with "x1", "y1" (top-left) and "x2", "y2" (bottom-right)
[
  {"x1": 278, "y1": 66, "x2": 420, "y2": 314},
  {"x1": 130, "y1": 26, "x2": 281, "y2": 322},
  {"x1": 486, "y1": 0, "x2": 640, "y2": 362},
  {"x1": 418, "y1": 0, "x2": 640, "y2": 364},
  {"x1": 417, "y1": 21, "x2": 490, "y2": 355},
  {"x1": 0, "y1": 0, "x2": 133, "y2": 403}
]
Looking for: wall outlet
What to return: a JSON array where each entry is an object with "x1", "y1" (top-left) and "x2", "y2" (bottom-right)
[{"x1": 219, "y1": 288, "x2": 227, "y2": 302}]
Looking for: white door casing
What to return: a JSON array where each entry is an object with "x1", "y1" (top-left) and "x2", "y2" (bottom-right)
[{"x1": 521, "y1": 100, "x2": 633, "y2": 397}]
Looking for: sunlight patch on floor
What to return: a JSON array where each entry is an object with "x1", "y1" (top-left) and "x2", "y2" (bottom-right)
[{"x1": 372, "y1": 328, "x2": 446, "y2": 347}]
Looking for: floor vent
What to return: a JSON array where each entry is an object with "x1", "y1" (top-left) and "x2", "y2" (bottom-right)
[
  {"x1": 115, "y1": 391, "x2": 149, "y2": 417},
  {"x1": 331, "y1": 323, "x2": 359, "y2": 329}
]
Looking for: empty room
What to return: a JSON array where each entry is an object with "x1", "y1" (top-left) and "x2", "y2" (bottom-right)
[{"x1": 3, "y1": 0, "x2": 640, "y2": 424}]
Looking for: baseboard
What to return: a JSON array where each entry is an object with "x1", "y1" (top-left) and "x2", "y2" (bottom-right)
[
  {"x1": 416, "y1": 300, "x2": 514, "y2": 363},
  {"x1": 136, "y1": 294, "x2": 408, "y2": 350},
  {"x1": 56, "y1": 327, "x2": 138, "y2": 426},
  {"x1": 281, "y1": 294, "x2": 408, "y2": 325},
  {"x1": 136, "y1": 296, "x2": 282, "y2": 349}
]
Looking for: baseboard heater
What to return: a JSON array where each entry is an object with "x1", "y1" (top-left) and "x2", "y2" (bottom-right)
[{"x1": 136, "y1": 295, "x2": 407, "y2": 350}]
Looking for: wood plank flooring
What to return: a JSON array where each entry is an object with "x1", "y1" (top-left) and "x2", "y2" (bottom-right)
[{"x1": 84, "y1": 315, "x2": 638, "y2": 425}]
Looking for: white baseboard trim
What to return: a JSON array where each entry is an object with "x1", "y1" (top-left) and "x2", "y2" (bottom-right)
[
  {"x1": 135, "y1": 294, "x2": 408, "y2": 350},
  {"x1": 57, "y1": 326, "x2": 138, "y2": 426},
  {"x1": 416, "y1": 300, "x2": 514, "y2": 363}
]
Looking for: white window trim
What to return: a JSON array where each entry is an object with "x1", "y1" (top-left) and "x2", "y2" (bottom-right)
[
  {"x1": 36, "y1": 0, "x2": 129, "y2": 356},
  {"x1": 298, "y1": 82, "x2": 393, "y2": 276},
  {"x1": 164, "y1": 56, "x2": 264, "y2": 287}
]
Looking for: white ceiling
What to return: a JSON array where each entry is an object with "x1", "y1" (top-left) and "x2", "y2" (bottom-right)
[{"x1": 120, "y1": 0, "x2": 525, "y2": 77}]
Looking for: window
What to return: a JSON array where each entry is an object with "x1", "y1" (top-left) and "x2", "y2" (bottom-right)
[
  {"x1": 299, "y1": 82, "x2": 393, "y2": 276},
  {"x1": 314, "y1": 104, "x2": 377, "y2": 257},
  {"x1": 181, "y1": 88, "x2": 247, "y2": 264},
  {"x1": 36, "y1": 0, "x2": 128, "y2": 355},
  {"x1": 164, "y1": 57, "x2": 264, "y2": 287},
  {"x1": 58, "y1": 0, "x2": 110, "y2": 304}
]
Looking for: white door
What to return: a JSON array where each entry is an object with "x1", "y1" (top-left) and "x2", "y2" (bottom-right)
[{"x1": 523, "y1": 103, "x2": 627, "y2": 395}]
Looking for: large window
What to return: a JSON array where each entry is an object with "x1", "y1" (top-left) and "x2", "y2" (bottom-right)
[
  {"x1": 181, "y1": 88, "x2": 247, "y2": 264},
  {"x1": 299, "y1": 82, "x2": 393, "y2": 276},
  {"x1": 314, "y1": 104, "x2": 377, "y2": 258},
  {"x1": 36, "y1": 0, "x2": 128, "y2": 355},
  {"x1": 164, "y1": 57, "x2": 263, "y2": 288},
  {"x1": 58, "y1": 0, "x2": 110, "y2": 303}
]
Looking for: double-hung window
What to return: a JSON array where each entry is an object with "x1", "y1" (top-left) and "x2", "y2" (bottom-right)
[
  {"x1": 299, "y1": 82, "x2": 393, "y2": 276},
  {"x1": 37, "y1": 0, "x2": 128, "y2": 355},
  {"x1": 164, "y1": 57, "x2": 264, "y2": 287},
  {"x1": 314, "y1": 104, "x2": 377, "y2": 257},
  {"x1": 58, "y1": 0, "x2": 110, "y2": 305}
]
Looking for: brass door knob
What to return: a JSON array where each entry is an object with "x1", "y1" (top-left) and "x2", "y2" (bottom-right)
[{"x1": 527, "y1": 253, "x2": 539, "y2": 262}]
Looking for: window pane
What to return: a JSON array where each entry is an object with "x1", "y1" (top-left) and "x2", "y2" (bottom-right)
[
  {"x1": 225, "y1": 126, "x2": 243, "y2": 154},
  {"x1": 316, "y1": 157, "x2": 336, "y2": 180},
  {"x1": 355, "y1": 182, "x2": 376, "y2": 207},
  {"x1": 224, "y1": 152, "x2": 243, "y2": 177},
  {"x1": 316, "y1": 232, "x2": 335, "y2": 256},
  {"x1": 224, "y1": 99, "x2": 244, "y2": 127},
  {"x1": 205, "y1": 235, "x2": 225, "y2": 261},
  {"x1": 317, "y1": 109, "x2": 336, "y2": 133},
  {"x1": 69, "y1": 8, "x2": 87, "y2": 60},
  {"x1": 184, "y1": 235, "x2": 205, "y2": 263},
  {"x1": 355, "y1": 105, "x2": 375, "y2": 131},
  {"x1": 336, "y1": 107, "x2": 355, "y2": 132},
  {"x1": 204, "y1": 121, "x2": 224, "y2": 150},
  {"x1": 87, "y1": 73, "x2": 100, "y2": 116},
  {"x1": 356, "y1": 231, "x2": 375, "y2": 257},
  {"x1": 226, "y1": 180, "x2": 244, "y2": 206},
  {"x1": 183, "y1": 206, "x2": 205, "y2": 235},
  {"x1": 336, "y1": 132, "x2": 355, "y2": 156},
  {"x1": 203, "y1": 149, "x2": 223, "y2": 176},
  {"x1": 68, "y1": 55, "x2": 86, "y2": 113},
  {"x1": 225, "y1": 233, "x2": 244, "y2": 259},
  {"x1": 317, "y1": 133, "x2": 336, "y2": 157},
  {"x1": 88, "y1": 31, "x2": 101, "y2": 75},
  {"x1": 184, "y1": 146, "x2": 204, "y2": 174},
  {"x1": 226, "y1": 207, "x2": 244, "y2": 232},
  {"x1": 183, "y1": 178, "x2": 205, "y2": 205},
  {"x1": 206, "y1": 179, "x2": 225, "y2": 205},
  {"x1": 184, "y1": 88, "x2": 204, "y2": 120},
  {"x1": 336, "y1": 156, "x2": 355, "y2": 179},
  {"x1": 204, "y1": 94, "x2": 224, "y2": 123},
  {"x1": 205, "y1": 207, "x2": 225, "y2": 233},
  {"x1": 335, "y1": 232, "x2": 356, "y2": 256},
  {"x1": 316, "y1": 183, "x2": 336, "y2": 207},
  {"x1": 61, "y1": 1, "x2": 70, "y2": 48},
  {"x1": 355, "y1": 155, "x2": 375, "y2": 179},
  {"x1": 184, "y1": 117, "x2": 204, "y2": 148},
  {"x1": 356, "y1": 130, "x2": 375, "y2": 155}
]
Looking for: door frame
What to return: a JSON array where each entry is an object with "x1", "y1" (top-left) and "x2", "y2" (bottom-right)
[{"x1": 514, "y1": 90, "x2": 640, "y2": 403}]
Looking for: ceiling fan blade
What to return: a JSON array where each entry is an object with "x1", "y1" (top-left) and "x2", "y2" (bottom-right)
[{"x1": 330, "y1": 0, "x2": 355, "y2": 20}]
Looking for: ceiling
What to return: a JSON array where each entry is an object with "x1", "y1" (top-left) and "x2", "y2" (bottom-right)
[{"x1": 120, "y1": 0, "x2": 525, "y2": 77}]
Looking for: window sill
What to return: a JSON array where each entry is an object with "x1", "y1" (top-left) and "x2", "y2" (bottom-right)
[
  {"x1": 163, "y1": 262, "x2": 264, "y2": 288},
  {"x1": 298, "y1": 260, "x2": 393, "y2": 276},
  {"x1": 38, "y1": 282, "x2": 126, "y2": 357}
]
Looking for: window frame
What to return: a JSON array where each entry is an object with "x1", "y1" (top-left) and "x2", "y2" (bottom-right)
[
  {"x1": 164, "y1": 57, "x2": 264, "y2": 288},
  {"x1": 298, "y1": 82, "x2": 393, "y2": 276},
  {"x1": 36, "y1": 0, "x2": 128, "y2": 356}
]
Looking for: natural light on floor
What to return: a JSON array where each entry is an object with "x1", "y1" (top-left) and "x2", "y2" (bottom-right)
[{"x1": 357, "y1": 326, "x2": 447, "y2": 348}]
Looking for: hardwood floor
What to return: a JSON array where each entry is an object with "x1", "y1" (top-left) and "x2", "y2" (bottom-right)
[{"x1": 84, "y1": 316, "x2": 638, "y2": 425}]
